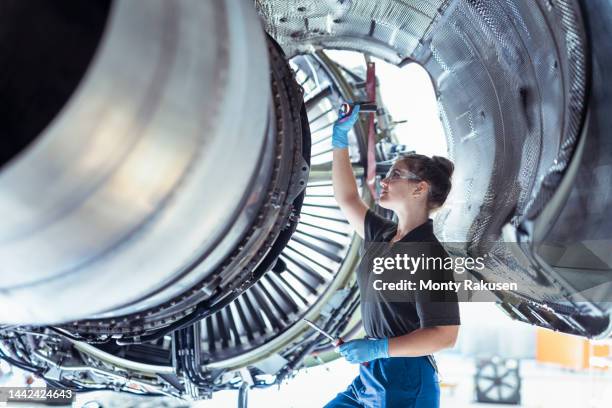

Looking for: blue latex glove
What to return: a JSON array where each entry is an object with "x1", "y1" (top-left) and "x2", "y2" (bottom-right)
[
  {"x1": 338, "y1": 338, "x2": 389, "y2": 364},
  {"x1": 332, "y1": 103, "x2": 360, "y2": 149}
]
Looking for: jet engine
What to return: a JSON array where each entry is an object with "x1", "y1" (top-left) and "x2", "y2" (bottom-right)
[{"x1": 1, "y1": 0, "x2": 611, "y2": 401}]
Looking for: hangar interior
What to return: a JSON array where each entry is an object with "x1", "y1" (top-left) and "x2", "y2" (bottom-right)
[{"x1": 0, "y1": 0, "x2": 611, "y2": 407}]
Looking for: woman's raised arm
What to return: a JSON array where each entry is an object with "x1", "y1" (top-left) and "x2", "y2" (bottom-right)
[
  {"x1": 332, "y1": 148, "x2": 368, "y2": 238},
  {"x1": 331, "y1": 105, "x2": 368, "y2": 238}
]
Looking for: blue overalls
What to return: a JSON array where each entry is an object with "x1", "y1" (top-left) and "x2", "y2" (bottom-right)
[{"x1": 324, "y1": 356, "x2": 440, "y2": 408}]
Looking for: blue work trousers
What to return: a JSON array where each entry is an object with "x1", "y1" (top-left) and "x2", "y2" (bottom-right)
[{"x1": 323, "y1": 356, "x2": 440, "y2": 408}]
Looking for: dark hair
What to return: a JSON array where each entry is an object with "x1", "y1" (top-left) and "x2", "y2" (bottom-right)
[{"x1": 397, "y1": 153, "x2": 454, "y2": 209}]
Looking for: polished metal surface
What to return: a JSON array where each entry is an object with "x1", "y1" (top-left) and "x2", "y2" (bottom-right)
[{"x1": 0, "y1": 0, "x2": 270, "y2": 324}]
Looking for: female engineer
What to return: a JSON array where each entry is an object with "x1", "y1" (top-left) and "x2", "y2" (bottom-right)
[{"x1": 325, "y1": 104, "x2": 461, "y2": 408}]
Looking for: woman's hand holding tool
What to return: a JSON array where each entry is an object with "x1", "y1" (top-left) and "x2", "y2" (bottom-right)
[
  {"x1": 337, "y1": 338, "x2": 389, "y2": 364},
  {"x1": 303, "y1": 318, "x2": 375, "y2": 366},
  {"x1": 332, "y1": 103, "x2": 361, "y2": 149}
]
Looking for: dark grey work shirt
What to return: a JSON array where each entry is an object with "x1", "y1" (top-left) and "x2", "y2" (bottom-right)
[{"x1": 358, "y1": 209, "x2": 461, "y2": 340}]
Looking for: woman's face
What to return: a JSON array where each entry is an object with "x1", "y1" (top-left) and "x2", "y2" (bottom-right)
[{"x1": 379, "y1": 161, "x2": 428, "y2": 210}]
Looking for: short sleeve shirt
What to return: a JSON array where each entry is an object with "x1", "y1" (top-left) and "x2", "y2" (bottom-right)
[{"x1": 357, "y1": 209, "x2": 461, "y2": 340}]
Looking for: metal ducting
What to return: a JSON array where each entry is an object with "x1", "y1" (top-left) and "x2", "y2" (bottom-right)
[
  {"x1": 0, "y1": 0, "x2": 304, "y2": 326},
  {"x1": 0, "y1": 11, "x2": 369, "y2": 394}
]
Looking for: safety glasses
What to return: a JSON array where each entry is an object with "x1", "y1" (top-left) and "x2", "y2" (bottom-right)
[{"x1": 382, "y1": 168, "x2": 422, "y2": 182}]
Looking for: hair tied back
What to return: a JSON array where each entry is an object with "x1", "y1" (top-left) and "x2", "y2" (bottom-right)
[{"x1": 431, "y1": 156, "x2": 454, "y2": 178}]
